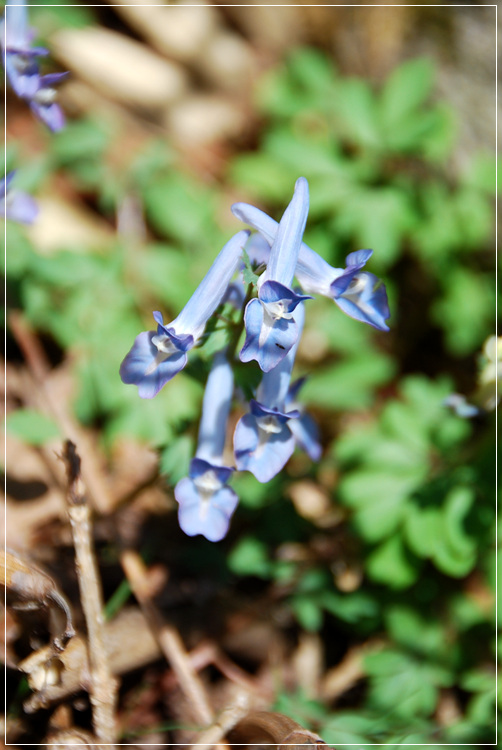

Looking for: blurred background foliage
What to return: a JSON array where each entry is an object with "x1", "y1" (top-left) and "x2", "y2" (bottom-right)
[{"x1": 4, "y1": 0, "x2": 497, "y2": 746}]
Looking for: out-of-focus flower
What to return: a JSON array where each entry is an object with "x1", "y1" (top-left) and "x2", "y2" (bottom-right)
[
  {"x1": 475, "y1": 335, "x2": 500, "y2": 412},
  {"x1": 2, "y1": 0, "x2": 68, "y2": 130},
  {"x1": 239, "y1": 177, "x2": 311, "y2": 373},
  {"x1": 443, "y1": 393, "x2": 480, "y2": 419},
  {"x1": 1, "y1": 0, "x2": 46, "y2": 98},
  {"x1": 29, "y1": 72, "x2": 69, "y2": 131},
  {"x1": 445, "y1": 335, "x2": 501, "y2": 418},
  {"x1": 231, "y1": 200, "x2": 390, "y2": 331},
  {"x1": 175, "y1": 352, "x2": 238, "y2": 542},
  {"x1": 234, "y1": 303, "x2": 306, "y2": 482},
  {"x1": 120, "y1": 230, "x2": 249, "y2": 399},
  {"x1": 1, "y1": 171, "x2": 38, "y2": 224}
]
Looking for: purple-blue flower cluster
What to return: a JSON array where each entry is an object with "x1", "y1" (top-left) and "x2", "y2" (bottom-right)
[
  {"x1": 1, "y1": 171, "x2": 38, "y2": 224},
  {"x1": 2, "y1": 0, "x2": 68, "y2": 131},
  {"x1": 121, "y1": 177, "x2": 390, "y2": 542}
]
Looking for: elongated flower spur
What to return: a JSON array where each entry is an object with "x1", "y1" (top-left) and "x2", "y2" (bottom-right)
[
  {"x1": 2, "y1": 0, "x2": 68, "y2": 130},
  {"x1": 1, "y1": 171, "x2": 38, "y2": 224},
  {"x1": 120, "y1": 230, "x2": 249, "y2": 398},
  {"x1": 175, "y1": 352, "x2": 238, "y2": 542},
  {"x1": 232, "y1": 196, "x2": 390, "y2": 331},
  {"x1": 239, "y1": 177, "x2": 311, "y2": 373}
]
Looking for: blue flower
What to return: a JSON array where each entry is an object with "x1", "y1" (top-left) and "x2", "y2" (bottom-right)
[
  {"x1": 239, "y1": 177, "x2": 311, "y2": 373},
  {"x1": 120, "y1": 229, "x2": 249, "y2": 399},
  {"x1": 443, "y1": 393, "x2": 480, "y2": 419},
  {"x1": 285, "y1": 377, "x2": 322, "y2": 462},
  {"x1": 175, "y1": 352, "x2": 238, "y2": 542},
  {"x1": 329, "y1": 250, "x2": 390, "y2": 331},
  {"x1": 232, "y1": 197, "x2": 390, "y2": 332},
  {"x1": 1, "y1": 171, "x2": 38, "y2": 224},
  {"x1": 234, "y1": 303, "x2": 306, "y2": 483},
  {"x1": 2, "y1": 1, "x2": 67, "y2": 131},
  {"x1": 29, "y1": 72, "x2": 69, "y2": 132}
]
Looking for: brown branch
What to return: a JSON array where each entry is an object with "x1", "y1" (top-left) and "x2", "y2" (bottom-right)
[
  {"x1": 62, "y1": 441, "x2": 118, "y2": 745},
  {"x1": 120, "y1": 548, "x2": 214, "y2": 727},
  {"x1": 189, "y1": 689, "x2": 251, "y2": 750},
  {"x1": 8, "y1": 312, "x2": 115, "y2": 514}
]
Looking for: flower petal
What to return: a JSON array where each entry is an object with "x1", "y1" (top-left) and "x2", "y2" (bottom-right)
[
  {"x1": 175, "y1": 477, "x2": 238, "y2": 542},
  {"x1": 30, "y1": 99, "x2": 66, "y2": 131},
  {"x1": 190, "y1": 457, "x2": 234, "y2": 485},
  {"x1": 5, "y1": 53, "x2": 40, "y2": 98},
  {"x1": 119, "y1": 330, "x2": 188, "y2": 399},
  {"x1": 5, "y1": 190, "x2": 38, "y2": 224},
  {"x1": 234, "y1": 411, "x2": 296, "y2": 483},
  {"x1": 331, "y1": 271, "x2": 390, "y2": 331},
  {"x1": 3, "y1": 2, "x2": 29, "y2": 50},
  {"x1": 262, "y1": 176, "x2": 309, "y2": 288},
  {"x1": 288, "y1": 413, "x2": 322, "y2": 462},
  {"x1": 239, "y1": 297, "x2": 298, "y2": 373},
  {"x1": 231, "y1": 201, "x2": 341, "y2": 296}
]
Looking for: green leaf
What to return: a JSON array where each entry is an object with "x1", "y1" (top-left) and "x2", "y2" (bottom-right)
[
  {"x1": 353, "y1": 493, "x2": 410, "y2": 542},
  {"x1": 159, "y1": 435, "x2": 194, "y2": 485},
  {"x1": 385, "y1": 606, "x2": 444, "y2": 657},
  {"x1": 143, "y1": 174, "x2": 216, "y2": 245},
  {"x1": 241, "y1": 248, "x2": 259, "y2": 287},
  {"x1": 366, "y1": 535, "x2": 420, "y2": 589},
  {"x1": 404, "y1": 504, "x2": 443, "y2": 558},
  {"x1": 339, "y1": 470, "x2": 418, "y2": 510},
  {"x1": 432, "y1": 268, "x2": 495, "y2": 355},
  {"x1": 320, "y1": 589, "x2": 379, "y2": 625},
  {"x1": 228, "y1": 537, "x2": 271, "y2": 578},
  {"x1": 335, "y1": 187, "x2": 416, "y2": 266},
  {"x1": 51, "y1": 119, "x2": 111, "y2": 165},
  {"x1": 291, "y1": 595, "x2": 323, "y2": 631},
  {"x1": 7, "y1": 409, "x2": 60, "y2": 445},
  {"x1": 365, "y1": 648, "x2": 448, "y2": 718},
  {"x1": 334, "y1": 78, "x2": 380, "y2": 149},
  {"x1": 302, "y1": 352, "x2": 395, "y2": 411},
  {"x1": 229, "y1": 153, "x2": 293, "y2": 202},
  {"x1": 379, "y1": 58, "x2": 434, "y2": 130}
]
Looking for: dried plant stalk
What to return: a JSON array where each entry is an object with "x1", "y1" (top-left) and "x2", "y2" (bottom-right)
[
  {"x1": 189, "y1": 688, "x2": 251, "y2": 750},
  {"x1": 63, "y1": 441, "x2": 118, "y2": 746},
  {"x1": 120, "y1": 548, "x2": 214, "y2": 727}
]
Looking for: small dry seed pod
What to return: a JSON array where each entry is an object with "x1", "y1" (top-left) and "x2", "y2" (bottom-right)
[
  {"x1": 229, "y1": 711, "x2": 327, "y2": 749},
  {"x1": 0, "y1": 548, "x2": 75, "y2": 651}
]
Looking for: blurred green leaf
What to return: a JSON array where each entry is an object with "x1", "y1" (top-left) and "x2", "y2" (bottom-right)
[
  {"x1": 432, "y1": 268, "x2": 495, "y2": 355},
  {"x1": 302, "y1": 351, "x2": 395, "y2": 410},
  {"x1": 366, "y1": 535, "x2": 419, "y2": 588},
  {"x1": 379, "y1": 58, "x2": 434, "y2": 131},
  {"x1": 228, "y1": 537, "x2": 271, "y2": 578},
  {"x1": 7, "y1": 409, "x2": 60, "y2": 445},
  {"x1": 159, "y1": 435, "x2": 194, "y2": 485},
  {"x1": 143, "y1": 174, "x2": 216, "y2": 245}
]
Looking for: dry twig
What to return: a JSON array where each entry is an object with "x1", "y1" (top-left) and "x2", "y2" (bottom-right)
[
  {"x1": 120, "y1": 548, "x2": 214, "y2": 727},
  {"x1": 8, "y1": 312, "x2": 114, "y2": 514},
  {"x1": 189, "y1": 688, "x2": 251, "y2": 750},
  {"x1": 62, "y1": 441, "x2": 118, "y2": 745}
]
